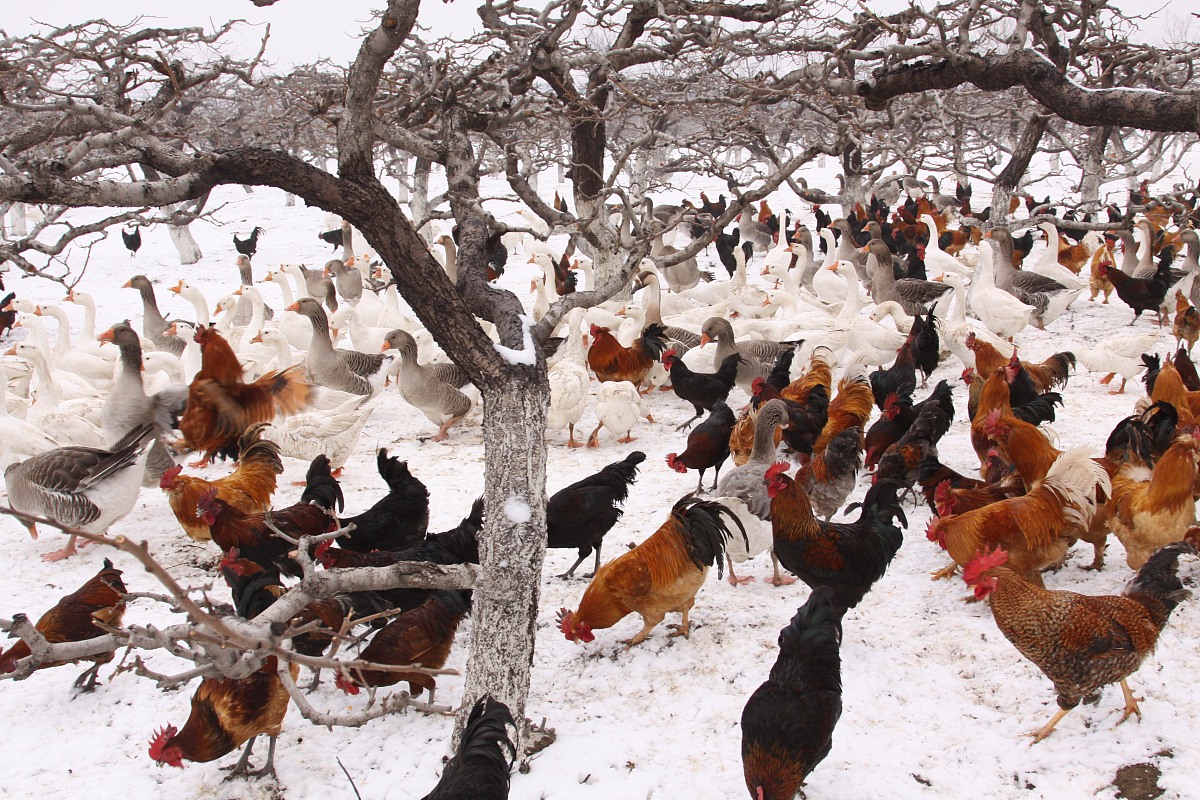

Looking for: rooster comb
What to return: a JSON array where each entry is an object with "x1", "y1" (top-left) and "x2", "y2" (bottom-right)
[
  {"x1": 764, "y1": 462, "x2": 791, "y2": 482},
  {"x1": 962, "y1": 547, "x2": 1008, "y2": 585},
  {"x1": 147, "y1": 725, "x2": 179, "y2": 762}
]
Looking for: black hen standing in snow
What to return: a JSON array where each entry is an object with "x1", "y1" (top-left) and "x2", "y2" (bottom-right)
[
  {"x1": 667, "y1": 401, "x2": 737, "y2": 491},
  {"x1": 233, "y1": 226, "x2": 264, "y2": 259},
  {"x1": 741, "y1": 586, "x2": 843, "y2": 800},
  {"x1": 868, "y1": 336, "x2": 917, "y2": 411},
  {"x1": 303, "y1": 450, "x2": 429, "y2": 553},
  {"x1": 547, "y1": 451, "x2": 646, "y2": 578},
  {"x1": 911, "y1": 310, "x2": 940, "y2": 387},
  {"x1": 121, "y1": 225, "x2": 142, "y2": 257},
  {"x1": 663, "y1": 349, "x2": 741, "y2": 431},
  {"x1": 421, "y1": 695, "x2": 516, "y2": 800}
]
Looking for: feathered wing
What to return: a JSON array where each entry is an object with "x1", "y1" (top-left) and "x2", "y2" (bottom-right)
[{"x1": 421, "y1": 696, "x2": 516, "y2": 800}]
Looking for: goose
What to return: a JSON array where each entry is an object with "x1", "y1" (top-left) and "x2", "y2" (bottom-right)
[
  {"x1": 586, "y1": 380, "x2": 650, "y2": 447},
  {"x1": 169, "y1": 279, "x2": 211, "y2": 328},
  {"x1": 163, "y1": 322, "x2": 202, "y2": 383},
  {"x1": 123, "y1": 275, "x2": 185, "y2": 356},
  {"x1": 259, "y1": 270, "x2": 314, "y2": 350},
  {"x1": 547, "y1": 307, "x2": 591, "y2": 447},
  {"x1": 52, "y1": 293, "x2": 116, "y2": 362},
  {"x1": 832, "y1": 219, "x2": 872, "y2": 283},
  {"x1": 920, "y1": 214, "x2": 972, "y2": 277},
  {"x1": 812, "y1": 257, "x2": 849, "y2": 307},
  {"x1": 759, "y1": 211, "x2": 794, "y2": 275},
  {"x1": 985, "y1": 227, "x2": 1071, "y2": 296},
  {"x1": 96, "y1": 322, "x2": 188, "y2": 487},
  {"x1": 1109, "y1": 227, "x2": 1141, "y2": 276},
  {"x1": 935, "y1": 273, "x2": 1013, "y2": 369},
  {"x1": 7, "y1": 344, "x2": 105, "y2": 448},
  {"x1": 1131, "y1": 220, "x2": 1158, "y2": 279},
  {"x1": 0, "y1": 373, "x2": 63, "y2": 469},
  {"x1": 232, "y1": 254, "x2": 275, "y2": 325},
  {"x1": 869, "y1": 301, "x2": 914, "y2": 333},
  {"x1": 435, "y1": 235, "x2": 459, "y2": 284},
  {"x1": 866, "y1": 240, "x2": 953, "y2": 316},
  {"x1": 262, "y1": 396, "x2": 373, "y2": 474},
  {"x1": 651, "y1": 228, "x2": 704, "y2": 293},
  {"x1": 31, "y1": 304, "x2": 115, "y2": 386},
  {"x1": 7, "y1": 326, "x2": 105, "y2": 403},
  {"x1": 712, "y1": 399, "x2": 792, "y2": 586},
  {"x1": 384, "y1": 328, "x2": 475, "y2": 441},
  {"x1": 1076, "y1": 330, "x2": 1161, "y2": 394},
  {"x1": 793, "y1": 228, "x2": 822, "y2": 290},
  {"x1": 4, "y1": 423, "x2": 156, "y2": 561},
  {"x1": 966, "y1": 241, "x2": 1035, "y2": 341},
  {"x1": 288, "y1": 297, "x2": 385, "y2": 396},
  {"x1": 700, "y1": 317, "x2": 796, "y2": 393},
  {"x1": 330, "y1": 305, "x2": 393, "y2": 354},
  {"x1": 628, "y1": 272, "x2": 701, "y2": 352},
  {"x1": 738, "y1": 207, "x2": 773, "y2": 252},
  {"x1": 326, "y1": 257, "x2": 364, "y2": 305},
  {"x1": 1028, "y1": 224, "x2": 1087, "y2": 289},
  {"x1": 727, "y1": 242, "x2": 775, "y2": 320}
]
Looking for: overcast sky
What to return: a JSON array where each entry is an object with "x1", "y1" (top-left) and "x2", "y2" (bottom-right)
[{"x1": 1, "y1": 1, "x2": 1194, "y2": 71}]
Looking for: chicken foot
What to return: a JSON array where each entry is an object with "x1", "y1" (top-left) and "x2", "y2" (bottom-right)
[
  {"x1": 1116, "y1": 679, "x2": 1144, "y2": 726},
  {"x1": 666, "y1": 605, "x2": 693, "y2": 639},
  {"x1": 223, "y1": 734, "x2": 279, "y2": 780},
  {"x1": 73, "y1": 662, "x2": 103, "y2": 693},
  {"x1": 930, "y1": 562, "x2": 959, "y2": 580},
  {"x1": 767, "y1": 553, "x2": 798, "y2": 587},
  {"x1": 1026, "y1": 707, "x2": 1072, "y2": 744}
]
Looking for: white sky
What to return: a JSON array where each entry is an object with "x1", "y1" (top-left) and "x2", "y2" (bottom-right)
[{"x1": 1, "y1": 1, "x2": 1194, "y2": 72}]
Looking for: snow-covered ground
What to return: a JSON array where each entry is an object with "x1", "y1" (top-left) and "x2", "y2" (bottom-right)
[{"x1": 0, "y1": 168, "x2": 1197, "y2": 800}]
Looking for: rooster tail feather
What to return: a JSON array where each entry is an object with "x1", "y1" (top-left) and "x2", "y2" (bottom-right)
[
  {"x1": 1124, "y1": 540, "x2": 1197, "y2": 620},
  {"x1": 259, "y1": 365, "x2": 313, "y2": 416},
  {"x1": 673, "y1": 495, "x2": 747, "y2": 576},
  {"x1": 1042, "y1": 448, "x2": 1110, "y2": 526}
]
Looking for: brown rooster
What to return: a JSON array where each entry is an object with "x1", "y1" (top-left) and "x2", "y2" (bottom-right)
[
  {"x1": 148, "y1": 657, "x2": 299, "y2": 777},
  {"x1": 927, "y1": 449, "x2": 1111, "y2": 584},
  {"x1": 558, "y1": 496, "x2": 745, "y2": 648},
  {"x1": 178, "y1": 326, "x2": 312, "y2": 466},
  {"x1": 0, "y1": 558, "x2": 126, "y2": 689},
  {"x1": 586, "y1": 322, "x2": 669, "y2": 391},
  {"x1": 1172, "y1": 291, "x2": 1200, "y2": 354},
  {"x1": 160, "y1": 423, "x2": 282, "y2": 541},
  {"x1": 1088, "y1": 244, "x2": 1115, "y2": 303},
  {"x1": 335, "y1": 590, "x2": 470, "y2": 702},
  {"x1": 963, "y1": 541, "x2": 1195, "y2": 742},
  {"x1": 965, "y1": 333, "x2": 1074, "y2": 394},
  {"x1": 795, "y1": 371, "x2": 874, "y2": 519}
]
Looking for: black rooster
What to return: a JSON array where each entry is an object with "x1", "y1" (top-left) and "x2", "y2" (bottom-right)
[
  {"x1": 233, "y1": 226, "x2": 264, "y2": 259},
  {"x1": 741, "y1": 586, "x2": 843, "y2": 800},
  {"x1": 662, "y1": 349, "x2": 741, "y2": 431},
  {"x1": 421, "y1": 696, "x2": 516, "y2": 800},
  {"x1": 121, "y1": 225, "x2": 142, "y2": 257},
  {"x1": 547, "y1": 451, "x2": 646, "y2": 578},
  {"x1": 318, "y1": 228, "x2": 344, "y2": 251},
  {"x1": 0, "y1": 292, "x2": 16, "y2": 339},
  {"x1": 303, "y1": 450, "x2": 430, "y2": 553}
]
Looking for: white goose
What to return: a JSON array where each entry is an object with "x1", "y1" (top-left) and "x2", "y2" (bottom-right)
[
  {"x1": 260, "y1": 269, "x2": 315, "y2": 349},
  {"x1": 919, "y1": 215, "x2": 973, "y2": 277},
  {"x1": 169, "y1": 279, "x2": 211, "y2": 328},
  {"x1": 0, "y1": 374, "x2": 63, "y2": 469},
  {"x1": 547, "y1": 308, "x2": 591, "y2": 448},
  {"x1": 33, "y1": 303, "x2": 116, "y2": 385},
  {"x1": 966, "y1": 240, "x2": 1035, "y2": 341},
  {"x1": 6, "y1": 342, "x2": 105, "y2": 437}
]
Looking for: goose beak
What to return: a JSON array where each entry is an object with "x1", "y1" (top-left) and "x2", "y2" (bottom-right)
[
  {"x1": 97, "y1": 329, "x2": 115, "y2": 343},
  {"x1": 168, "y1": 281, "x2": 183, "y2": 294},
  {"x1": 122, "y1": 279, "x2": 133, "y2": 288},
  {"x1": 285, "y1": 302, "x2": 300, "y2": 312}
]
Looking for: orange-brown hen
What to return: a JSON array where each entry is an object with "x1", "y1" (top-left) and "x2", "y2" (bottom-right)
[{"x1": 586, "y1": 322, "x2": 669, "y2": 391}]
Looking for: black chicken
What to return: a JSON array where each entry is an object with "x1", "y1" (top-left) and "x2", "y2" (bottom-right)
[
  {"x1": 741, "y1": 586, "x2": 843, "y2": 800},
  {"x1": 662, "y1": 349, "x2": 741, "y2": 431},
  {"x1": 233, "y1": 226, "x2": 264, "y2": 259},
  {"x1": 303, "y1": 450, "x2": 429, "y2": 553},
  {"x1": 716, "y1": 229, "x2": 753, "y2": 279},
  {"x1": 873, "y1": 401, "x2": 953, "y2": 491},
  {"x1": 547, "y1": 451, "x2": 646, "y2": 578},
  {"x1": 318, "y1": 228, "x2": 344, "y2": 251},
  {"x1": 421, "y1": 695, "x2": 516, "y2": 800},
  {"x1": 0, "y1": 292, "x2": 16, "y2": 339},
  {"x1": 666, "y1": 401, "x2": 736, "y2": 491},
  {"x1": 869, "y1": 338, "x2": 917, "y2": 410},
  {"x1": 911, "y1": 311, "x2": 940, "y2": 386},
  {"x1": 121, "y1": 225, "x2": 142, "y2": 257}
]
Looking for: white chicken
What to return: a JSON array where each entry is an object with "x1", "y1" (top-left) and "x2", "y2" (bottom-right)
[{"x1": 586, "y1": 381, "x2": 651, "y2": 447}]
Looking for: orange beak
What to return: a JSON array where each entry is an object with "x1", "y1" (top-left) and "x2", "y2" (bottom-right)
[
  {"x1": 122, "y1": 279, "x2": 133, "y2": 288},
  {"x1": 379, "y1": 342, "x2": 390, "y2": 353},
  {"x1": 4, "y1": 345, "x2": 16, "y2": 356},
  {"x1": 982, "y1": 230, "x2": 993, "y2": 239},
  {"x1": 63, "y1": 290, "x2": 74, "y2": 302},
  {"x1": 699, "y1": 334, "x2": 711, "y2": 347},
  {"x1": 234, "y1": 287, "x2": 244, "y2": 296},
  {"x1": 830, "y1": 263, "x2": 840, "y2": 273},
  {"x1": 285, "y1": 302, "x2": 300, "y2": 312},
  {"x1": 33, "y1": 306, "x2": 43, "y2": 316},
  {"x1": 527, "y1": 256, "x2": 537, "y2": 264},
  {"x1": 250, "y1": 331, "x2": 263, "y2": 344},
  {"x1": 168, "y1": 281, "x2": 182, "y2": 294}
]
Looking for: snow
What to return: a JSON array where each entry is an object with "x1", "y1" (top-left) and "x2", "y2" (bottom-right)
[
  {"x1": 1, "y1": 167, "x2": 1199, "y2": 800},
  {"x1": 503, "y1": 496, "x2": 532, "y2": 525},
  {"x1": 493, "y1": 314, "x2": 538, "y2": 366}
]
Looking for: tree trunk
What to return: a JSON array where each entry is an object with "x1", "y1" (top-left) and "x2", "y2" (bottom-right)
[
  {"x1": 411, "y1": 157, "x2": 432, "y2": 243},
  {"x1": 1078, "y1": 129, "x2": 1111, "y2": 211},
  {"x1": 840, "y1": 143, "x2": 865, "y2": 217},
  {"x1": 10, "y1": 202, "x2": 27, "y2": 236},
  {"x1": 458, "y1": 376, "x2": 550, "y2": 750},
  {"x1": 284, "y1": 192, "x2": 296, "y2": 207},
  {"x1": 990, "y1": 114, "x2": 1048, "y2": 226},
  {"x1": 168, "y1": 205, "x2": 203, "y2": 265}
]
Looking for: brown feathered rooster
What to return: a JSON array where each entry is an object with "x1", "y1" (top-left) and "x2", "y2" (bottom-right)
[
  {"x1": 160, "y1": 423, "x2": 282, "y2": 541},
  {"x1": 587, "y1": 322, "x2": 669, "y2": 391},
  {"x1": 1106, "y1": 434, "x2": 1200, "y2": 569},
  {"x1": 558, "y1": 496, "x2": 745, "y2": 648},
  {"x1": 963, "y1": 540, "x2": 1194, "y2": 742},
  {"x1": 178, "y1": 326, "x2": 312, "y2": 466}
]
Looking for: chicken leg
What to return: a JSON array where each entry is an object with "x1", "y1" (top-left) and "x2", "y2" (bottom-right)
[
  {"x1": 1027, "y1": 707, "x2": 1072, "y2": 744},
  {"x1": 1116, "y1": 679, "x2": 1143, "y2": 725}
]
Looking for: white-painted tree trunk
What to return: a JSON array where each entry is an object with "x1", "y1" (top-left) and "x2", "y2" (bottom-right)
[
  {"x1": 10, "y1": 203, "x2": 27, "y2": 237},
  {"x1": 284, "y1": 192, "x2": 296, "y2": 207},
  {"x1": 411, "y1": 157, "x2": 433, "y2": 244}
]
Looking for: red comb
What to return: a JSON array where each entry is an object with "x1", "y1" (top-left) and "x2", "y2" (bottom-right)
[
  {"x1": 962, "y1": 547, "x2": 1008, "y2": 585},
  {"x1": 147, "y1": 725, "x2": 180, "y2": 765},
  {"x1": 764, "y1": 462, "x2": 791, "y2": 482}
]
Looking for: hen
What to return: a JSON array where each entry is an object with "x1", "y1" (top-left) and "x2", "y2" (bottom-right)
[
  {"x1": 662, "y1": 349, "x2": 740, "y2": 431},
  {"x1": 160, "y1": 423, "x2": 282, "y2": 542},
  {"x1": 767, "y1": 464, "x2": 906, "y2": 614},
  {"x1": 178, "y1": 326, "x2": 312, "y2": 465},
  {"x1": 336, "y1": 589, "x2": 471, "y2": 702},
  {"x1": 740, "y1": 587, "x2": 842, "y2": 800},
  {"x1": 666, "y1": 401, "x2": 737, "y2": 492},
  {"x1": 0, "y1": 558, "x2": 126, "y2": 689},
  {"x1": 795, "y1": 371, "x2": 874, "y2": 519},
  {"x1": 1106, "y1": 434, "x2": 1200, "y2": 569},
  {"x1": 547, "y1": 451, "x2": 646, "y2": 578},
  {"x1": 587, "y1": 322, "x2": 669, "y2": 390},
  {"x1": 148, "y1": 656, "x2": 299, "y2": 777},
  {"x1": 963, "y1": 541, "x2": 1195, "y2": 742},
  {"x1": 421, "y1": 696, "x2": 516, "y2": 800},
  {"x1": 304, "y1": 450, "x2": 429, "y2": 553},
  {"x1": 558, "y1": 496, "x2": 745, "y2": 648},
  {"x1": 1102, "y1": 260, "x2": 1170, "y2": 326}
]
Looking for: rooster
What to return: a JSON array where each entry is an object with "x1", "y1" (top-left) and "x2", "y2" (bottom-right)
[
  {"x1": 558, "y1": 496, "x2": 745, "y2": 648},
  {"x1": 927, "y1": 449, "x2": 1111, "y2": 584},
  {"x1": 963, "y1": 540, "x2": 1195, "y2": 742},
  {"x1": 740, "y1": 587, "x2": 842, "y2": 800},
  {"x1": 160, "y1": 423, "x2": 282, "y2": 541},
  {"x1": 547, "y1": 451, "x2": 646, "y2": 578},
  {"x1": 1102, "y1": 259, "x2": 1171, "y2": 326},
  {"x1": 662, "y1": 349, "x2": 740, "y2": 431},
  {"x1": 0, "y1": 558, "x2": 126, "y2": 690},
  {"x1": 420, "y1": 696, "x2": 516, "y2": 800},
  {"x1": 303, "y1": 450, "x2": 430, "y2": 553},
  {"x1": 148, "y1": 657, "x2": 298, "y2": 777},
  {"x1": 965, "y1": 334, "x2": 1075, "y2": 394},
  {"x1": 796, "y1": 371, "x2": 873, "y2": 519},
  {"x1": 1106, "y1": 434, "x2": 1200, "y2": 569},
  {"x1": 232, "y1": 226, "x2": 264, "y2": 259},
  {"x1": 178, "y1": 326, "x2": 312, "y2": 466},
  {"x1": 1173, "y1": 291, "x2": 1200, "y2": 353},
  {"x1": 587, "y1": 322, "x2": 669, "y2": 391},
  {"x1": 767, "y1": 464, "x2": 906, "y2": 614}
]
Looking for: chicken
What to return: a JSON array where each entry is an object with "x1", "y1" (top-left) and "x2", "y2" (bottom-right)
[
  {"x1": 910, "y1": 310, "x2": 939, "y2": 386},
  {"x1": 965, "y1": 333, "x2": 1075, "y2": 394},
  {"x1": 662, "y1": 349, "x2": 740, "y2": 431},
  {"x1": 303, "y1": 450, "x2": 429, "y2": 553},
  {"x1": 767, "y1": 464, "x2": 906, "y2": 613},
  {"x1": 868, "y1": 338, "x2": 916, "y2": 411},
  {"x1": 557, "y1": 496, "x2": 745, "y2": 648},
  {"x1": 1088, "y1": 244, "x2": 1115, "y2": 303},
  {"x1": 740, "y1": 587, "x2": 842, "y2": 800},
  {"x1": 1173, "y1": 290, "x2": 1199, "y2": 353},
  {"x1": 1174, "y1": 347, "x2": 1200, "y2": 391},
  {"x1": 796, "y1": 371, "x2": 874, "y2": 519},
  {"x1": 864, "y1": 381, "x2": 953, "y2": 472},
  {"x1": 587, "y1": 322, "x2": 669, "y2": 390},
  {"x1": 1106, "y1": 434, "x2": 1200, "y2": 569},
  {"x1": 0, "y1": 558, "x2": 126, "y2": 689},
  {"x1": 666, "y1": 401, "x2": 736, "y2": 491},
  {"x1": 873, "y1": 399, "x2": 953, "y2": 492},
  {"x1": 420, "y1": 696, "x2": 516, "y2": 800},
  {"x1": 1102, "y1": 261, "x2": 1171, "y2": 326},
  {"x1": 962, "y1": 540, "x2": 1195, "y2": 742},
  {"x1": 148, "y1": 656, "x2": 298, "y2": 777},
  {"x1": 547, "y1": 451, "x2": 646, "y2": 578},
  {"x1": 918, "y1": 453, "x2": 1020, "y2": 517},
  {"x1": 178, "y1": 326, "x2": 312, "y2": 465},
  {"x1": 159, "y1": 423, "x2": 282, "y2": 542},
  {"x1": 750, "y1": 378, "x2": 830, "y2": 458},
  {"x1": 586, "y1": 380, "x2": 651, "y2": 447},
  {"x1": 336, "y1": 590, "x2": 471, "y2": 702},
  {"x1": 926, "y1": 449, "x2": 1111, "y2": 584}
]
